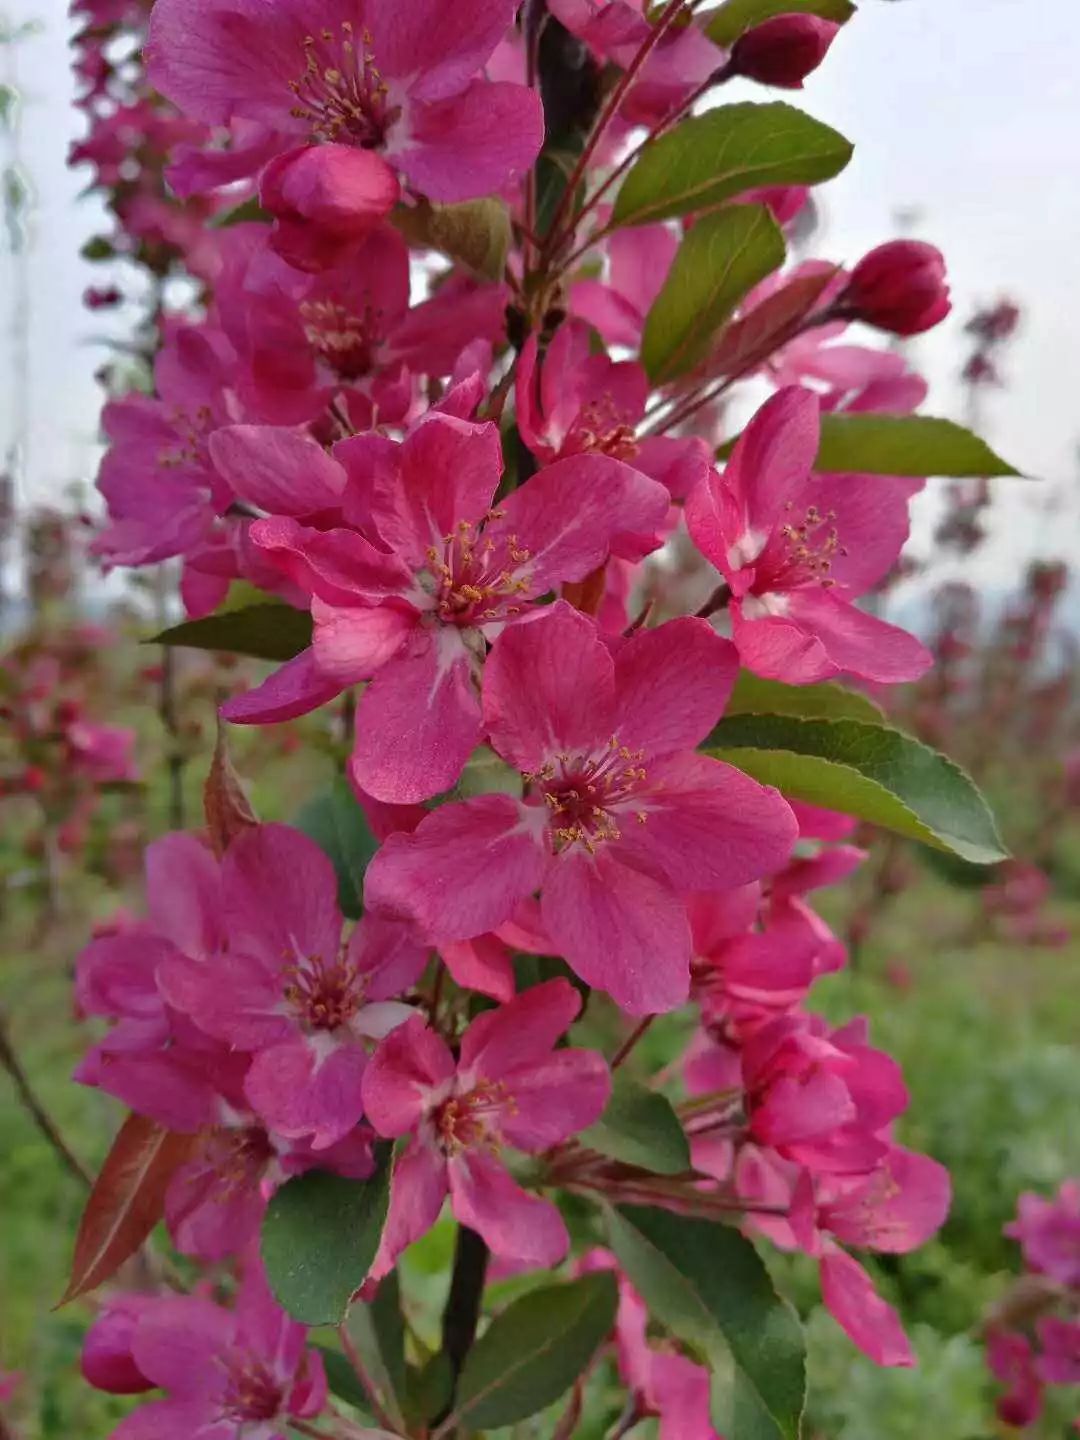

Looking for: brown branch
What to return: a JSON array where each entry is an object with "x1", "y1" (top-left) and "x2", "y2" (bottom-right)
[{"x1": 0, "y1": 1007, "x2": 91, "y2": 1187}]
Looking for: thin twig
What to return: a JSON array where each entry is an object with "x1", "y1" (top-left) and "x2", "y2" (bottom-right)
[
  {"x1": 432, "y1": 1225, "x2": 490, "y2": 1434},
  {"x1": 694, "y1": 582, "x2": 732, "y2": 619},
  {"x1": 0, "y1": 1007, "x2": 91, "y2": 1187},
  {"x1": 610, "y1": 1015, "x2": 655, "y2": 1070},
  {"x1": 338, "y1": 1323, "x2": 397, "y2": 1433},
  {"x1": 540, "y1": 0, "x2": 690, "y2": 255}
]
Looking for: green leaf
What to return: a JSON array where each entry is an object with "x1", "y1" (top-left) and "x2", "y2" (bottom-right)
[
  {"x1": 390, "y1": 197, "x2": 511, "y2": 281},
  {"x1": 405, "y1": 1352, "x2": 453, "y2": 1429},
  {"x1": 314, "y1": 1345, "x2": 375, "y2": 1413},
  {"x1": 726, "y1": 670, "x2": 884, "y2": 723},
  {"x1": 344, "y1": 1269, "x2": 409, "y2": 1433},
  {"x1": 612, "y1": 102, "x2": 853, "y2": 227},
  {"x1": 706, "y1": 714, "x2": 1008, "y2": 864},
  {"x1": 707, "y1": 0, "x2": 856, "y2": 45},
  {"x1": 152, "y1": 603, "x2": 313, "y2": 662},
  {"x1": 261, "y1": 1151, "x2": 390, "y2": 1326},
  {"x1": 642, "y1": 204, "x2": 786, "y2": 383},
  {"x1": 451, "y1": 1272, "x2": 617, "y2": 1430},
  {"x1": 814, "y1": 413, "x2": 1021, "y2": 478},
  {"x1": 294, "y1": 777, "x2": 379, "y2": 920},
  {"x1": 607, "y1": 1205, "x2": 805, "y2": 1440},
  {"x1": 580, "y1": 1076, "x2": 690, "y2": 1175}
]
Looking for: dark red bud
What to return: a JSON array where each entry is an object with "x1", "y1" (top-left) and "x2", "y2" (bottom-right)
[
  {"x1": 845, "y1": 240, "x2": 951, "y2": 336},
  {"x1": 730, "y1": 13, "x2": 839, "y2": 89}
]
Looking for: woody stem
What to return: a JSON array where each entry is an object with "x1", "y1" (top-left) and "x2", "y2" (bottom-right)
[{"x1": 436, "y1": 1224, "x2": 490, "y2": 1425}]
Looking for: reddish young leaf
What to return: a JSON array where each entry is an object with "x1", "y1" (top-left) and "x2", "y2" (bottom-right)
[
  {"x1": 60, "y1": 1114, "x2": 198, "y2": 1304},
  {"x1": 204, "y1": 721, "x2": 259, "y2": 858},
  {"x1": 708, "y1": 267, "x2": 837, "y2": 381}
]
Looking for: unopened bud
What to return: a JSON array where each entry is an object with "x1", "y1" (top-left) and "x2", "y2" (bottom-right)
[
  {"x1": 730, "y1": 14, "x2": 839, "y2": 89},
  {"x1": 845, "y1": 240, "x2": 951, "y2": 336}
]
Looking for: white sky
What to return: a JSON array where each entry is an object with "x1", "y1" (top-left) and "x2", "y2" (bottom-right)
[{"x1": 1, "y1": 0, "x2": 1078, "y2": 601}]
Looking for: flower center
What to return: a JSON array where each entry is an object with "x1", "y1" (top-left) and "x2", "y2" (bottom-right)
[
  {"x1": 531, "y1": 737, "x2": 649, "y2": 854},
  {"x1": 284, "y1": 954, "x2": 366, "y2": 1032},
  {"x1": 157, "y1": 403, "x2": 214, "y2": 469},
  {"x1": 565, "y1": 400, "x2": 640, "y2": 462},
  {"x1": 195, "y1": 1124, "x2": 276, "y2": 1200},
  {"x1": 288, "y1": 23, "x2": 399, "y2": 147},
  {"x1": 299, "y1": 298, "x2": 382, "y2": 381},
  {"x1": 424, "y1": 517, "x2": 532, "y2": 627},
  {"x1": 434, "y1": 1079, "x2": 513, "y2": 1155},
  {"x1": 222, "y1": 1354, "x2": 283, "y2": 1423},
  {"x1": 762, "y1": 501, "x2": 848, "y2": 590}
]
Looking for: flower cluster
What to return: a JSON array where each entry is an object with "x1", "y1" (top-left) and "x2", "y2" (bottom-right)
[
  {"x1": 986, "y1": 1181, "x2": 1080, "y2": 1428},
  {"x1": 64, "y1": 0, "x2": 986, "y2": 1434}
]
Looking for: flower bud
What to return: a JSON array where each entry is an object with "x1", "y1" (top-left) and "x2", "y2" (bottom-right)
[
  {"x1": 80, "y1": 1297, "x2": 156, "y2": 1395},
  {"x1": 730, "y1": 14, "x2": 839, "y2": 89},
  {"x1": 845, "y1": 240, "x2": 952, "y2": 335},
  {"x1": 260, "y1": 143, "x2": 401, "y2": 274}
]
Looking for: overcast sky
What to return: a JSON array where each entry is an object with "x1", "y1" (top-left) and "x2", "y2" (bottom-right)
[{"x1": 1, "y1": 0, "x2": 1078, "y2": 601}]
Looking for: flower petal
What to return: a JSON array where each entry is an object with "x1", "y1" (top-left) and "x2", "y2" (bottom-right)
[{"x1": 450, "y1": 1149, "x2": 569, "y2": 1265}]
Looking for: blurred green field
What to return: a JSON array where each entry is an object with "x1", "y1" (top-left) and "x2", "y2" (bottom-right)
[{"x1": 1, "y1": 718, "x2": 1078, "y2": 1436}]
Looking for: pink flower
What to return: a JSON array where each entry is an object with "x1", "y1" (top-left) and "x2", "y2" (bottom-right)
[
  {"x1": 1037, "y1": 1317, "x2": 1080, "y2": 1386},
  {"x1": 689, "y1": 885, "x2": 819, "y2": 1031},
  {"x1": 92, "y1": 319, "x2": 243, "y2": 572},
  {"x1": 160, "y1": 824, "x2": 426, "y2": 1148},
  {"x1": 165, "y1": 1111, "x2": 374, "y2": 1259},
  {"x1": 107, "y1": 1262, "x2": 327, "y2": 1440},
  {"x1": 987, "y1": 1328, "x2": 1044, "y2": 1428},
  {"x1": 517, "y1": 319, "x2": 711, "y2": 498},
  {"x1": 216, "y1": 225, "x2": 504, "y2": 426},
  {"x1": 146, "y1": 0, "x2": 544, "y2": 205},
  {"x1": 362, "y1": 978, "x2": 609, "y2": 1272},
  {"x1": 818, "y1": 1247, "x2": 915, "y2": 1367},
  {"x1": 686, "y1": 387, "x2": 932, "y2": 684},
  {"x1": 842, "y1": 240, "x2": 952, "y2": 337},
  {"x1": 743, "y1": 1014, "x2": 908, "y2": 1173},
  {"x1": 729, "y1": 14, "x2": 839, "y2": 89},
  {"x1": 223, "y1": 414, "x2": 670, "y2": 804},
  {"x1": 1005, "y1": 1181, "x2": 1080, "y2": 1287},
  {"x1": 366, "y1": 602, "x2": 797, "y2": 1012}
]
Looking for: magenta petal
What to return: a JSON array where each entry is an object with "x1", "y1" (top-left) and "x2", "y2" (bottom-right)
[
  {"x1": 483, "y1": 602, "x2": 615, "y2": 773},
  {"x1": 368, "y1": 0, "x2": 521, "y2": 98},
  {"x1": 819, "y1": 1249, "x2": 915, "y2": 1367},
  {"x1": 783, "y1": 590, "x2": 933, "y2": 683},
  {"x1": 368, "y1": 1140, "x2": 448, "y2": 1284},
  {"x1": 821, "y1": 1147, "x2": 951, "y2": 1254},
  {"x1": 459, "y1": 977, "x2": 582, "y2": 1076},
  {"x1": 208, "y1": 425, "x2": 346, "y2": 515},
  {"x1": 488, "y1": 454, "x2": 669, "y2": 594},
  {"x1": 440, "y1": 936, "x2": 516, "y2": 1003},
  {"x1": 362, "y1": 1015, "x2": 456, "y2": 1137},
  {"x1": 130, "y1": 1297, "x2": 233, "y2": 1394},
  {"x1": 221, "y1": 649, "x2": 344, "y2": 725},
  {"x1": 159, "y1": 952, "x2": 288, "y2": 1049},
  {"x1": 350, "y1": 628, "x2": 483, "y2": 804},
  {"x1": 250, "y1": 516, "x2": 415, "y2": 607},
  {"x1": 144, "y1": 833, "x2": 222, "y2": 959},
  {"x1": 616, "y1": 752, "x2": 798, "y2": 892},
  {"x1": 726, "y1": 386, "x2": 822, "y2": 539},
  {"x1": 613, "y1": 618, "x2": 738, "y2": 756},
  {"x1": 394, "y1": 82, "x2": 544, "y2": 203},
  {"x1": 245, "y1": 1039, "x2": 367, "y2": 1149},
  {"x1": 541, "y1": 848, "x2": 692, "y2": 1014},
  {"x1": 222, "y1": 822, "x2": 343, "y2": 970},
  {"x1": 365, "y1": 795, "x2": 547, "y2": 943},
  {"x1": 347, "y1": 913, "x2": 429, "y2": 1002},
  {"x1": 499, "y1": 1049, "x2": 612, "y2": 1150},
  {"x1": 372, "y1": 413, "x2": 502, "y2": 565},
  {"x1": 450, "y1": 1149, "x2": 569, "y2": 1265},
  {"x1": 109, "y1": 1399, "x2": 223, "y2": 1440},
  {"x1": 311, "y1": 601, "x2": 415, "y2": 684}
]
